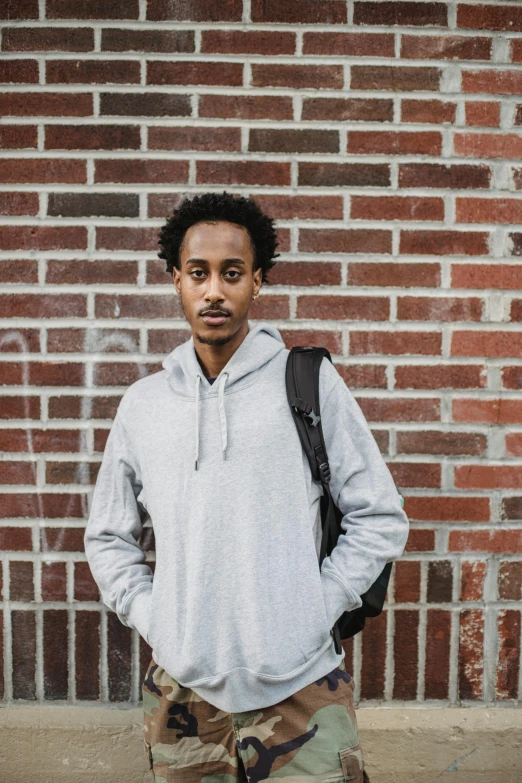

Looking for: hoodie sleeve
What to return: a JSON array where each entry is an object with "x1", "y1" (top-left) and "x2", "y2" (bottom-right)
[
  {"x1": 317, "y1": 360, "x2": 410, "y2": 630},
  {"x1": 83, "y1": 405, "x2": 153, "y2": 643}
]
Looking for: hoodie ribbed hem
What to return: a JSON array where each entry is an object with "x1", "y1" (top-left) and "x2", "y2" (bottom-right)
[
  {"x1": 124, "y1": 587, "x2": 153, "y2": 643},
  {"x1": 154, "y1": 635, "x2": 345, "y2": 714},
  {"x1": 320, "y1": 571, "x2": 363, "y2": 630}
]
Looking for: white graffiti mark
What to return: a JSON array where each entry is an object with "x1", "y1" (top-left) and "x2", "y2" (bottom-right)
[{"x1": 1, "y1": 327, "x2": 149, "y2": 557}]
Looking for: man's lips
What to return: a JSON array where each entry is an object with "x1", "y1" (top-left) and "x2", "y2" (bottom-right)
[{"x1": 201, "y1": 312, "x2": 230, "y2": 326}]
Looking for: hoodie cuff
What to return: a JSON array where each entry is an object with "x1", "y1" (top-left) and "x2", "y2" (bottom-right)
[
  {"x1": 125, "y1": 587, "x2": 153, "y2": 644},
  {"x1": 320, "y1": 572, "x2": 362, "y2": 630}
]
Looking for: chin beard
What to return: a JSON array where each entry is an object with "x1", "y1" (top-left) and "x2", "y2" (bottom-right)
[{"x1": 194, "y1": 331, "x2": 233, "y2": 347}]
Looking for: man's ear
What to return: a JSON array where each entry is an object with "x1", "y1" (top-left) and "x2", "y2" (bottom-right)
[
  {"x1": 172, "y1": 267, "x2": 181, "y2": 295},
  {"x1": 253, "y1": 266, "x2": 263, "y2": 297}
]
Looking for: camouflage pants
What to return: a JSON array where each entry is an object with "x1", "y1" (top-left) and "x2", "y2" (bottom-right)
[{"x1": 142, "y1": 656, "x2": 370, "y2": 783}]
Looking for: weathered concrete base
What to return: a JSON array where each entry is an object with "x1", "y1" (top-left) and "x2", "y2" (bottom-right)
[{"x1": 0, "y1": 706, "x2": 521, "y2": 782}]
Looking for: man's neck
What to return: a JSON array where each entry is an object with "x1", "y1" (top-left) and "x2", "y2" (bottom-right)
[{"x1": 194, "y1": 322, "x2": 249, "y2": 378}]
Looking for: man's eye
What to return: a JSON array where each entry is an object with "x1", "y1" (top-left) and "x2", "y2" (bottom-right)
[
  {"x1": 226, "y1": 271, "x2": 240, "y2": 279},
  {"x1": 191, "y1": 270, "x2": 205, "y2": 278}
]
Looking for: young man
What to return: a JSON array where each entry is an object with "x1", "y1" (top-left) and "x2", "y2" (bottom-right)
[{"x1": 84, "y1": 191, "x2": 409, "y2": 783}]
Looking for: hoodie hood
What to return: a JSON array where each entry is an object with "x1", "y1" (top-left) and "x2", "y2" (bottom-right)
[{"x1": 162, "y1": 322, "x2": 286, "y2": 471}]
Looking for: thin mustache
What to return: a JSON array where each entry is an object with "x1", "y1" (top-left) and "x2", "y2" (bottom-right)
[{"x1": 201, "y1": 310, "x2": 230, "y2": 316}]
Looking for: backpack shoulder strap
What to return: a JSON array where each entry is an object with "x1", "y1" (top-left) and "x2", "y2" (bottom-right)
[{"x1": 285, "y1": 346, "x2": 332, "y2": 485}]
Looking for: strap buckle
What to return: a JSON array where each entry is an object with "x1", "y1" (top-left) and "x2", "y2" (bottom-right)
[{"x1": 291, "y1": 396, "x2": 321, "y2": 427}]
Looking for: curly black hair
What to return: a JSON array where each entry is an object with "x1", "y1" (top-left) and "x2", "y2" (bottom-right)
[{"x1": 157, "y1": 191, "x2": 280, "y2": 284}]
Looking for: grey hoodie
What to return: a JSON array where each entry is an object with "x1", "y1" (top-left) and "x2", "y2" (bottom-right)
[{"x1": 84, "y1": 322, "x2": 409, "y2": 713}]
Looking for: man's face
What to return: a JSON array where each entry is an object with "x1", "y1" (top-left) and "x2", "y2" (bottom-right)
[{"x1": 173, "y1": 220, "x2": 263, "y2": 347}]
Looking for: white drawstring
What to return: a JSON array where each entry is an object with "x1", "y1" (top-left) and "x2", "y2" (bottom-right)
[
  {"x1": 194, "y1": 374, "x2": 201, "y2": 470},
  {"x1": 218, "y1": 372, "x2": 229, "y2": 461},
  {"x1": 194, "y1": 372, "x2": 229, "y2": 470}
]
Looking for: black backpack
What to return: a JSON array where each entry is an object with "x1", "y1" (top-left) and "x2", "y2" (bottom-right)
[{"x1": 285, "y1": 346, "x2": 404, "y2": 655}]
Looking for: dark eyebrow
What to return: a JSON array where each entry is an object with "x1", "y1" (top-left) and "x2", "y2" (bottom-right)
[{"x1": 186, "y1": 258, "x2": 246, "y2": 266}]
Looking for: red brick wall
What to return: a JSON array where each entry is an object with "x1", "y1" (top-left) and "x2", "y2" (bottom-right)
[{"x1": 1, "y1": 1, "x2": 521, "y2": 707}]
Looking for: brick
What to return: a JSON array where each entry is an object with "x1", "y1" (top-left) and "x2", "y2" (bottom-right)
[
  {"x1": 146, "y1": 328, "x2": 194, "y2": 352},
  {"x1": 95, "y1": 293, "x2": 182, "y2": 320},
  {"x1": 201, "y1": 30, "x2": 296, "y2": 55},
  {"x1": 196, "y1": 160, "x2": 291, "y2": 187},
  {"x1": 249, "y1": 295, "x2": 290, "y2": 321},
  {"x1": 297, "y1": 294, "x2": 390, "y2": 321},
  {"x1": 502, "y1": 498, "x2": 522, "y2": 521},
  {"x1": 252, "y1": 64, "x2": 343, "y2": 90},
  {"x1": 496, "y1": 610, "x2": 520, "y2": 700},
  {"x1": 0, "y1": 124, "x2": 37, "y2": 148},
  {"x1": 399, "y1": 163, "x2": 491, "y2": 189},
  {"x1": 251, "y1": 0, "x2": 347, "y2": 24},
  {"x1": 0, "y1": 226, "x2": 86, "y2": 252},
  {"x1": 108, "y1": 613, "x2": 132, "y2": 701},
  {"x1": 357, "y1": 397, "x2": 440, "y2": 422},
  {"x1": 361, "y1": 611, "x2": 387, "y2": 698},
  {"x1": 458, "y1": 609, "x2": 484, "y2": 700},
  {"x1": 456, "y1": 132, "x2": 522, "y2": 159},
  {"x1": 0, "y1": 460, "x2": 37, "y2": 482},
  {"x1": 47, "y1": 0, "x2": 138, "y2": 18},
  {"x1": 348, "y1": 130, "x2": 442, "y2": 155},
  {"x1": 400, "y1": 230, "x2": 489, "y2": 256},
  {"x1": 335, "y1": 364, "x2": 388, "y2": 390},
  {"x1": 100, "y1": 92, "x2": 190, "y2": 117},
  {"x1": 0, "y1": 158, "x2": 86, "y2": 183},
  {"x1": 401, "y1": 99, "x2": 456, "y2": 124},
  {"x1": 451, "y1": 333, "x2": 522, "y2": 359},
  {"x1": 42, "y1": 562, "x2": 67, "y2": 602},
  {"x1": 75, "y1": 611, "x2": 100, "y2": 700},
  {"x1": 46, "y1": 460, "x2": 99, "y2": 483},
  {"x1": 0, "y1": 294, "x2": 86, "y2": 319},
  {"x1": 43, "y1": 610, "x2": 68, "y2": 699},
  {"x1": 302, "y1": 97, "x2": 393, "y2": 122},
  {"x1": 398, "y1": 428, "x2": 486, "y2": 454},
  {"x1": 249, "y1": 129, "x2": 339, "y2": 154},
  {"x1": 465, "y1": 101, "x2": 500, "y2": 127},
  {"x1": 509, "y1": 233, "x2": 522, "y2": 257},
  {"x1": 427, "y1": 560, "x2": 453, "y2": 602},
  {"x1": 403, "y1": 496, "x2": 489, "y2": 522},
  {"x1": 0, "y1": 0, "x2": 38, "y2": 18},
  {"x1": 0, "y1": 527, "x2": 32, "y2": 550},
  {"x1": 147, "y1": 61, "x2": 243, "y2": 87},
  {"x1": 279, "y1": 329, "x2": 343, "y2": 355},
  {"x1": 389, "y1": 461, "x2": 441, "y2": 486},
  {"x1": 199, "y1": 94, "x2": 293, "y2": 121},
  {"x1": 350, "y1": 331, "x2": 442, "y2": 357},
  {"x1": 74, "y1": 562, "x2": 99, "y2": 601},
  {"x1": 47, "y1": 193, "x2": 139, "y2": 218},
  {"x1": 455, "y1": 464, "x2": 522, "y2": 490},
  {"x1": 394, "y1": 561, "x2": 421, "y2": 603},
  {"x1": 512, "y1": 40, "x2": 522, "y2": 63},
  {"x1": 303, "y1": 32, "x2": 394, "y2": 56},
  {"x1": 299, "y1": 228, "x2": 392, "y2": 255},
  {"x1": 461, "y1": 560, "x2": 487, "y2": 601},
  {"x1": 425, "y1": 609, "x2": 451, "y2": 699},
  {"x1": 398, "y1": 295, "x2": 482, "y2": 321},
  {"x1": 456, "y1": 198, "x2": 522, "y2": 224},
  {"x1": 351, "y1": 66, "x2": 440, "y2": 91},
  {"x1": 506, "y1": 433, "x2": 522, "y2": 458},
  {"x1": 0, "y1": 394, "x2": 40, "y2": 417},
  {"x1": 2, "y1": 27, "x2": 94, "y2": 51},
  {"x1": 395, "y1": 364, "x2": 487, "y2": 389},
  {"x1": 354, "y1": 2, "x2": 447, "y2": 26},
  {"x1": 348, "y1": 261, "x2": 440, "y2": 288},
  {"x1": 10, "y1": 561, "x2": 34, "y2": 601},
  {"x1": 0, "y1": 59, "x2": 39, "y2": 83},
  {"x1": 401, "y1": 34, "x2": 492, "y2": 60},
  {"x1": 351, "y1": 195, "x2": 444, "y2": 221},
  {"x1": 96, "y1": 226, "x2": 160, "y2": 252},
  {"x1": 147, "y1": 0, "x2": 242, "y2": 21},
  {"x1": 101, "y1": 28, "x2": 194, "y2": 52},
  {"x1": 457, "y1": 4, "x2": 522, "y2": 32},
  {"x1": 0, "y1": 92, "x2": 93, "y2": 116},
  {"x1": 12, "y1": 610, "x2": 36, "y2": 699},
  {"x1": 498, "y1": 561, "x2": 522, "y2": 599},
  {"x1": 263, "y1": 260, "x2": 342, "y2": 286},
  {"x1": 45, "y1": 124, "x2": 140, "y2": 150},
  {"x1": 299, "y1": 162, "x2": 390, "y2": 188},
  {"x1": 253, "y1": 195, "x2": 343, "y2": 221},
  {"x1": 148, "y1": 126, "x2": 241, "y2": 152},
  {"x1": 0, "y1": 492, "x2": 84, "y2": 518},
  {"x1": 515, "y1": 105, "x2": 522, "y2": 126},
  {"x1": 462, "y1": 69, "x2": 522, "y2": 96},
  {"x1": 41, "y1": 528, "x2": 85, "y2": 551},
  {"x1": 406, "y1": 528, "x2": 435, "y2": 552},
  {"x1": 394, "y1": 609, "x2": 420, "y2": 700},
  {"x1": 450, "y1": 530, "x2": 522, "y2": 554},
  {"x1": 147, "y1": 193, "x2": 187, "y2": 219},
  {"x1": 95, "y1": 158, "x2": 188, "y2": 184},
  {"x1": 0, "y1": 192, "x2": 39, "y2": 215},
  {"x1": 46, "y1": 59, "x2": 140, "y2": 84},
  {"x1": 503, "y1": 367, "x2": 522, "y2": 391}
]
